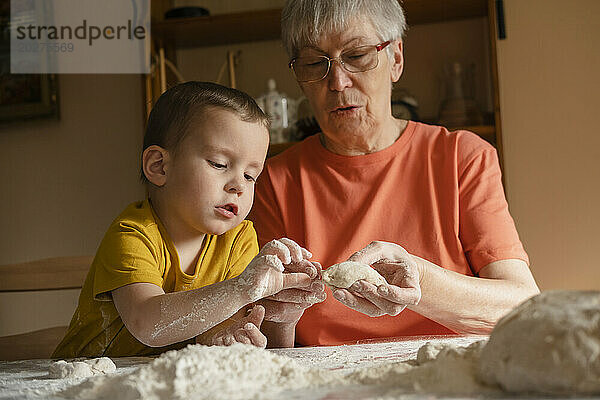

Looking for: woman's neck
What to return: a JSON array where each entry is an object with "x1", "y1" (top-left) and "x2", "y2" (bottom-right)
[{"x1": 320, "y1": 118, "x2": 408, "y2": 156}]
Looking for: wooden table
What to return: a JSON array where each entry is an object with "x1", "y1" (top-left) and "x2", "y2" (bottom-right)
[{"x1": 1, "y1": 335, "x2": 593, "y2": 399}]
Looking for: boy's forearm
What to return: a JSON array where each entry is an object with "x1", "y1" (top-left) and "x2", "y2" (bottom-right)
[
  {"x1": 262, "y1": 321, "x2": 296, "y2": 348},
  {"x1": 132, "y1": 278, "x2": 252, "y2": 347}
]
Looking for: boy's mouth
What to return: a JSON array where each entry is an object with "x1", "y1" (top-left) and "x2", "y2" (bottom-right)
[{"x1": 216, "y1": 203, "x2": 238, "y2": 217}]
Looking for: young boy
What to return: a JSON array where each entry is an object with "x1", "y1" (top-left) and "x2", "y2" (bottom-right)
[{"x1": 53, "y1": 82, "x2": 317, "y2": 358}]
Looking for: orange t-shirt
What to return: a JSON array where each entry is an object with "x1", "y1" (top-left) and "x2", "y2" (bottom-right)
[{"x1": 250, "y1": 121, "x2": 529, "y2": 345}]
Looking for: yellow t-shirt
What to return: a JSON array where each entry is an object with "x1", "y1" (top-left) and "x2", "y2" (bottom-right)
[{"x1": 52, "y1": 200, "x2": 258, "y2": 358}]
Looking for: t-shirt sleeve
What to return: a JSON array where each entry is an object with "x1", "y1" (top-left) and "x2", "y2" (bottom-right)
[
  {"x1": 225, "y1": 221, "x2": 260, "y2": 279},
  {"x1": 249, "y1": 168, "x2": 287, "y2": 248},
  {"x1": 93, "y1": 222, "x2": 165, "y2": 300},
  {"x1": 458, "y1": 141, "x2": 529, "y2": 274}
]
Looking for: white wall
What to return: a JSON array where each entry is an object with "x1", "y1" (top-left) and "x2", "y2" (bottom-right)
[
  {"x1": 497, "y1": 0, "x2": 600, "y2": 290},
  {"x1": 0, "y1": 75, "x2": 145, "y2": 334}
]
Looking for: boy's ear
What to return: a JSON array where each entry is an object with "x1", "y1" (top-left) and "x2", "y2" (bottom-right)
[{"x1": 142, "y1": 145, "x2": 170, "y2": 187}]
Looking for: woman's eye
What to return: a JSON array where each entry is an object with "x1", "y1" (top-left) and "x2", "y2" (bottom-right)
[
  {"x1": 208, "y1": 160, "x2": 226, "y2": 169},
  {"x1": 307, "y1": 60, "x2": 325, "y2": 67},
  {"x1": 244, "y1": 174, "x2": 256, "y2": 182},
  {"x1": 345, "y1": 52, "x2": 367, "y2": 60},
  {"x1": 299, "y1": 58, "x2": 325, "y2": 67}
]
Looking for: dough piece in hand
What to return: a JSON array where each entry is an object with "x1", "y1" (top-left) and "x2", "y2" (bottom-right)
[
  {"x1": 322, "y1": 261, "x2": 387, "y2": 289},
  {"x1": 478, "y1": 290, "x2": 600, "y2": 395},
  {"x1": 49, "y1": 357, "x2": 116, "y2": 379}
]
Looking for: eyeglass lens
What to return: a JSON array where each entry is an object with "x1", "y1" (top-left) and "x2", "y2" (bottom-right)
[{"x1": 293, "y1": 45, "x2": 380, "y2": 82}]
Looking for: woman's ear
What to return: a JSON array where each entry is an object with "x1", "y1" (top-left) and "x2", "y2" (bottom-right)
[
  {"x1": 142, "y1": 145, "x2": 169, "y2": 187},
  {"x1": 390, "y1": 40, "x2": 404, "y2": 83}
]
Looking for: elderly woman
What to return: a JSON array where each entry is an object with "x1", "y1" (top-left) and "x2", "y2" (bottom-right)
[{"x1": 250, "y1": 0, "x2": 540, "y2": 347}]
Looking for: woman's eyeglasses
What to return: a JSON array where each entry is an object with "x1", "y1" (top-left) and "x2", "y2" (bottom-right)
[{"x1": 289, "y1": 41, "x2": 391, "y2": 83}]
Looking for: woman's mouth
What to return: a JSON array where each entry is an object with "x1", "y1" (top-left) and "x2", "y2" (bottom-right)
[
  {"x1": 215, "y1": 204, "x2": 238, "y2": 218},
  {"x1": 331, "y1": 105, "x2": 360, "y2": 114}
]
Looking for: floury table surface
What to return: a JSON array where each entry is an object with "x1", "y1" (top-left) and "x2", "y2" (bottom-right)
[{"x1": 0, "y1": 335, "x2": 591, "y2": 400}]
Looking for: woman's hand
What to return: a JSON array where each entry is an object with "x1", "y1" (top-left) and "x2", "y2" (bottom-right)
[
  {"x1": 331, "y1": 241, "x2": 422, "y2": 317},
  {"x1": 237, "y1": 238, "x2": 313, "y2": 303},
  {"x1": 207, "y1": 305, "x2": 267, "y2": 348}
]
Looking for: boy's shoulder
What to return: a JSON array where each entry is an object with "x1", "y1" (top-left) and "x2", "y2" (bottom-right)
[
  {"x1": 103, "y1": 200, "x2": 162, "y2": 247},
  {"x1": 111, "y1": 200, "x2": 158, "y2": 230}
]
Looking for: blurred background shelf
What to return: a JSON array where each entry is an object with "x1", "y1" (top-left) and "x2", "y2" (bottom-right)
[
  {"x1": 151, "y1": 0, "x2": 488, "y2": 48},
  {"x1": 152, "y1": 8, "x2": 282, "y2": 48}
]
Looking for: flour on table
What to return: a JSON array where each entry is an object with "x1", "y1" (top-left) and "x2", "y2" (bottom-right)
[
  {"x1": 478, "y1": 290, "x2": 600, "y2": 395},
  {"x1": 322, "y1": 261, "x2": 387, "y2": 289},
  {"x1": 55, "y1": 291, "x2": 600, "y2": 399},
  {"x1": 49, "y1": 357, "x2": 116, "y2": 379},
  {"x1": 347, "y1": 340, "x2": 494, "y2": 396},
  {"x1": 60, "y1": 341, "x2": 491, "y2": 399},
  {"x1": 60, "y1": 343, "x2": 334, "y2": 400}
]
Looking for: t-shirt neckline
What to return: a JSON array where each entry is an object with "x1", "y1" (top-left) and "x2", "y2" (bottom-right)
[{"x1": 311, "y1": 120, "x2": 417, "y2": 166}]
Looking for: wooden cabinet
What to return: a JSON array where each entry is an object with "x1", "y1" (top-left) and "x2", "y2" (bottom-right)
[{"x1": 149, "y1": 0, "x2": 502, "y2": 156}]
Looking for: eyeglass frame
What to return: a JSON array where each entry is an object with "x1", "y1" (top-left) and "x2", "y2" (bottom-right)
[{"x1": 288, "y1": 40, "x2": 392, "y2": 83}]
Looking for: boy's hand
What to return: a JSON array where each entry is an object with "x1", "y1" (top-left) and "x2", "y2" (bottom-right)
[
  {"x1": 260, "y1": 238, "x2": 313, "y2": 265},
  {"x1": 209, "y1": 305, "x2": 267, "y2": 348},
  {"x1": 237, "y1": 238, "x2": 313, "y2": 302},
  {"x1": 257, "y1": 261, "x2": 326, "y2": 323}
]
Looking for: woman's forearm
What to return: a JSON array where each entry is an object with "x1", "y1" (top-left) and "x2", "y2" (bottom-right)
[{"x1": 409, "y1": 257, "x2": 540, "y2": 334}]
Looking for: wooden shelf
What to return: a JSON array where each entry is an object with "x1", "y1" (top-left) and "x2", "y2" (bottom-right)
[
  {"x1": 403, "y1": 0, "x2": 487, "y2": 26},
  {"x1": 151, "y1": 0, "x2": 487, "y2": 48},
  {"x1": 152, "y1": 8, "x2": 281, "y2": 48}
]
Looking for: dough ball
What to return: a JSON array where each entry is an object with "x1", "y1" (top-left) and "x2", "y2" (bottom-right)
[
  {"x1": 49, "y1": 360, "x2": 93, "y2": 379},
  {"x1": 416, "y1": 342, "x2": 447, "y2": 365},
  {"x1": 49, "y1": 360, "x2": 71, "y2": 378},
  {"x1": 322, "y1": 261, "x2": 387, "y2": 289},
  {"x1": 478, "y1": 290, "x2": 600, "y2": 395},
  {"x1": 49, "y1": 357, "x2": 116, "y2": 379},
  {"x1": 86, "y1": 357, "x2": 117, "y2": 374}
]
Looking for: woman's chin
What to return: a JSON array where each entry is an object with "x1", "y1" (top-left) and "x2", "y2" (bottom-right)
[{"x1": 325, "y1": 121, "x2": 369, "y2": 140}]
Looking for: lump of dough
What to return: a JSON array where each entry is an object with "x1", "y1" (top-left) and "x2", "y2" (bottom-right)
[
  {"x1": 416, "y1": 342, "x2": 447, "y2": 365},
  {"x1": 478, "y1": 290, "x2": 600, "y2": 395},
  {"x1": 86, "y1": 357, "x2": 117, "y2": 374},
  {"x1": 49, "y1": 357, "x2": 116, "y2": 379},
  {"x1": 322, "y1": 261, "x2": 387, "y2": 289}
]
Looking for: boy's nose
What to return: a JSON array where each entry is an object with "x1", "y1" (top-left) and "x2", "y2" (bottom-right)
[{"x1": 225, "y1": 178, "x2": 243, "y2": 195}]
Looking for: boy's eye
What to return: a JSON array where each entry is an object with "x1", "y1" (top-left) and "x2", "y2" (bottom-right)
[
  {"x1": 208, "y1": 160, "x2": 226, "y2": 169},
  {"x1": 244, "y1": 174, "x2": 256, "y2": 182}
]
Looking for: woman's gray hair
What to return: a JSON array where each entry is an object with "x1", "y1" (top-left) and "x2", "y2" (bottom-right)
[{"x1": 281, "y1": 0, "x2": 407, "y2": 59}]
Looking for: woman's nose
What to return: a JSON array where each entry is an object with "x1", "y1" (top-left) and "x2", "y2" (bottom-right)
[{"x1": 328, "y1": 60, "x2": 353, "y2": 91}]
